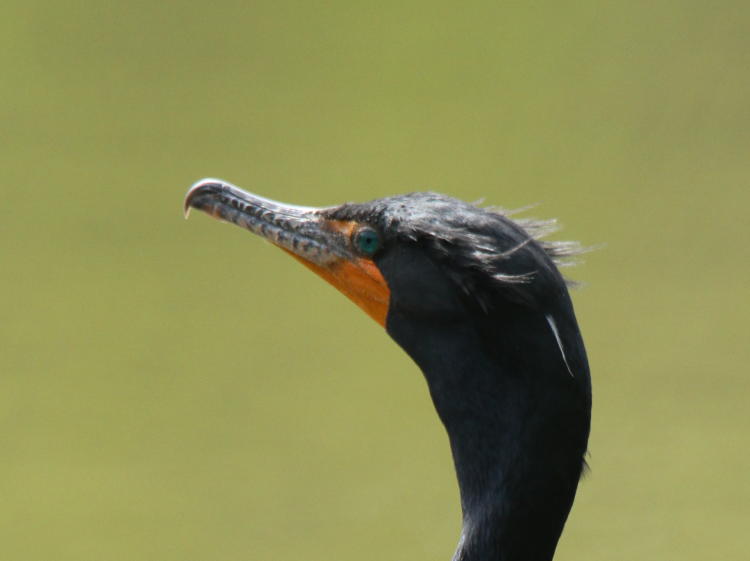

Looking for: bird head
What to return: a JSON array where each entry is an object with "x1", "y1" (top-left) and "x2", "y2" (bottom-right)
[
  {"x1": 184, "y1": 178, "x2": 592, "y2": 561},
  {"x1": 184, "y1": 179, "x2": 582, "y2": 332}
]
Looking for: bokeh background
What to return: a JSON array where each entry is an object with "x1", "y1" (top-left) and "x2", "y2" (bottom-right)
[{"x1": 2, "y1": 2, "x2": 748, "y2": 559}]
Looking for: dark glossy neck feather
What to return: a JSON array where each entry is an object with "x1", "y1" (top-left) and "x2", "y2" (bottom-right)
[{"x1": 381, "y1": 247, "x2": 591, "y2": 561}]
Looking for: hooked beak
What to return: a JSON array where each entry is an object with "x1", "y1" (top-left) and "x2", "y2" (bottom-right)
[{"x1": 184, "y1": 179, "x2": 390, "y2": 326}]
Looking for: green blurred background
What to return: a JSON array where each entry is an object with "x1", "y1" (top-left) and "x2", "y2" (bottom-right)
[{"x1": 2, "y1": 1, "x2": 748, "y2": 559}]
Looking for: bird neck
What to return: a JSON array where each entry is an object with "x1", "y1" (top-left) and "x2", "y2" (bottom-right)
[
  {"x1": 445, "y1": 395, "x2": 579, "y2": 561},
  {"x1": 386, "y1": 307, "x2": 590, "y2": 561}
]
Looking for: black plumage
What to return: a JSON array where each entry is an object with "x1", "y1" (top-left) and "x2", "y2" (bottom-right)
[{"x1": 185, "y1": 181, "x2": 592, "y2": 561}]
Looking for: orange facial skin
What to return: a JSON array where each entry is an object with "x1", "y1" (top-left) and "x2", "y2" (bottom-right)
[
  {"x1": 285, "y1": 249, "x2": 390, "y2": 326},
  {"x1": 280, "y1": 219, "x2": 390, "y2": 327}
]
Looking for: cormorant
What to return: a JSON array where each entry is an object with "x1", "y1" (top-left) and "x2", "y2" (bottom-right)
[{"x1": 184, "y1": 179, "x2": 592, "y2": 561}]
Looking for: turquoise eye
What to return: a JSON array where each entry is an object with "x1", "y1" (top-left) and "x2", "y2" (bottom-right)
[{"x1": 354, "y1": 227, "x2": 381, "y2": 256}]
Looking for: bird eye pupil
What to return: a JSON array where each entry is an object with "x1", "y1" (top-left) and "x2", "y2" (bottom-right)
[{"x1": 355, "y1": 228, "x2": 380, "y2": 256}]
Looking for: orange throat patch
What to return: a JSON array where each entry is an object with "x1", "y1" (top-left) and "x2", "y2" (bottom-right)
[{"x1": 283, "y1": 250, "x2": 390, "y2": 327}]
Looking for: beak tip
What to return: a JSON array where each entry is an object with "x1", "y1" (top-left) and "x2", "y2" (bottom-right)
[{"x1": 183, "y1": 177, "x2": 226, "y2": 219}]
